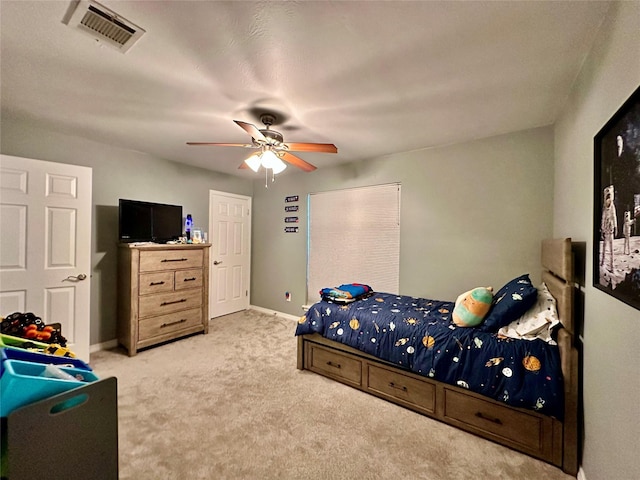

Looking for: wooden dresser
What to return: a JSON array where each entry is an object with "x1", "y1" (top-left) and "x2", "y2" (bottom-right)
[{"x1": 118, "y1": 243, "x2": 210, "y2": 356}]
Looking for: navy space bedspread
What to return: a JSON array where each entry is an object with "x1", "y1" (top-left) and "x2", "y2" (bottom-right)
[{"x1": 296, "y1": 292, "x2": 564, "y2": 418}]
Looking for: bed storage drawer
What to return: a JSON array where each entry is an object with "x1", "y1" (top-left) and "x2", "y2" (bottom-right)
[
  {"x1": 307, "y1": 344, "x2": 362, "y2": 387},
  {"x1": 443, "y1": 388, "x2": 544, "y2": 451},
  {"x1": 367, "y1": 364, "x2": 436, "y2": 413}
]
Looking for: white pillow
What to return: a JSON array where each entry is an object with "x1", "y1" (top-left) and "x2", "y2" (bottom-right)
[{"x1": 498, "y1": 283, "x2": 559, "y2": 344}]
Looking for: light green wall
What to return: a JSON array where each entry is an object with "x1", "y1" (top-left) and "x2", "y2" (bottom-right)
[
  {"x1": 250, "y1": 126, "x2": 554, "y2": 316},
  {"x1": 1, "y1": 119, "x2": 253, "y2": 345},
  {"x1": 5, "y1": 8, "x2": 636, "y2": 474},
  {"x1": 553, "y1": 2, "x2": 639, "y2": 479}
]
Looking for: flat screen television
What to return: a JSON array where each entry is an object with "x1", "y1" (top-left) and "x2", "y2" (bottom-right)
[{"x1": 119, "y1": 199, "x2": 182, "y2": 243}]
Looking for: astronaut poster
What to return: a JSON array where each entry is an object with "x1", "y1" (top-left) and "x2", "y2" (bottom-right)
[{"x1": 593, "y1": 86, "x2": 640, "y2": 311}]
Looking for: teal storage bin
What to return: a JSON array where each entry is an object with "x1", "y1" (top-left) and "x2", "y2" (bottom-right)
[{"x1": 0, "y1": 359, "x2": 98, "y2": 417}]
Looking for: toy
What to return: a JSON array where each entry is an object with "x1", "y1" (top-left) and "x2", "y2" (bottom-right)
[
  {"x1": 0, "y1": 312, "x2": 68, "y2": 346},
  {"x1": 452, "y1": 287, "x2": 493, "y2": 327},
  {"x1": 44, "y1": 344, "x2": 77, "y2": 358}
]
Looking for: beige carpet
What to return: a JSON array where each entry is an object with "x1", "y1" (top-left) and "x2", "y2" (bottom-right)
[{"x1": 91, "y1": 310, "x2": 575, "y2": 480}]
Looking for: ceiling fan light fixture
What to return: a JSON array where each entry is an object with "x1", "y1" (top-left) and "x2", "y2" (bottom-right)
[
  {"x1": 260, "y1": 150, "x2": 287, "y2": 174},
  {"x1": 244, "y1": 153, "x2": 262, "y2": 172}
]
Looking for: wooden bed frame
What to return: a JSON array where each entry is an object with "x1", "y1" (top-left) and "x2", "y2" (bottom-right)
[{"x1": 297, "y1": 238, "x2": 579, "y2": 475}]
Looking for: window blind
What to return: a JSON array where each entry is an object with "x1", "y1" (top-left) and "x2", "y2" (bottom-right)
[{"x1": 307, "y1": 183, "x2": 401, "y2": 303}]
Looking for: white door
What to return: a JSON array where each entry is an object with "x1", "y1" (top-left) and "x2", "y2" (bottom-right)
[
  {"x1": 0, "y1": 155, "x2": 92, "y2": 361},
  {"x1": 208, "y1": 191, "x2": 251, "y2": 318}
]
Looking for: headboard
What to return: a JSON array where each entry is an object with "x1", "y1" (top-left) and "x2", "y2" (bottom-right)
[
  {"x1": 541, "y1": 238, "x2": 574, "y2": 336},
  {"x1": 542, "y1": 238, "x2": 579, "y2": 473}
]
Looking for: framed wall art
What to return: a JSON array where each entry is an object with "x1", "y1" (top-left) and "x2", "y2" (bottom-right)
[{"x1": 593, "y1": 86, "x2": 640, "y2": 310}]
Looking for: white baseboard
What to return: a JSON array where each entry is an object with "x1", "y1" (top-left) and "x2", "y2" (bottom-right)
[
  {"x1": 577, "y1": 466, "x2": 586, "y2": 480},
  {"x1": 90, "y1": 338, "x2": 118, "y2": 353},
  {"x1": 250, "y1": 305, "x2": 300, "y2": 322}
]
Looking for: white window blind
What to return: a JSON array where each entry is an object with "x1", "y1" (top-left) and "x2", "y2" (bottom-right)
[{"x1": 307, "y1": 183, "x2": 401, "y2": 303}]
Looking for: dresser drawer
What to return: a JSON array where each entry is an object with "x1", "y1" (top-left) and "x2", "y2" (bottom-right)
[
  {"x1": 138, "y1": 272, "x2": 174, "y2": 295},
  {"x1": 443, "y1": 389, "x2": 543, "y2": 451},
  {"x1": 138, "y1": 308, "x2": 203, "y2": 341},
  {"x1": 308, "y1": 345, "x2": 362, "y2": 386},
  {"x1": 175, "y1": 268, "x2": 203, "y2": 290},
  {"x1": 138, "y1": 288, "x2": 202, "y2": 318},
  {"x1": 139, "y1": 249, "x2": 203, "y2": 272},
  {"x1": 367, "y1": 364, "x2": 436, "y2": 413}
]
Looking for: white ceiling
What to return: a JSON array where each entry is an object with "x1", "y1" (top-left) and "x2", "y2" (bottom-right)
[{"x1": 0, "y1": 0, "x2": 611, "y2": 178}]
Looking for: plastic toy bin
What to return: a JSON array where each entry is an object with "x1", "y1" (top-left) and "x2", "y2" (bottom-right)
[
  {"x1": 0, "y1": 359, "x2": 98, "y2": 417},
  {"x1": 0, "y1": 333, "x2": 48, "y2": 351},
  {"x1": 0, "y1": 347, "x2": 92, "y2": 377},
  {"x1": 1, "y1": 376, "x2": 118, "y2": 480}
]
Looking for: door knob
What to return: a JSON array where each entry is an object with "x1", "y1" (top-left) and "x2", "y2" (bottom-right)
[
  {"x1": 213, "y1": 260, "x2": 223, "y2": 265},
  {"x1": 65, "y1": 273, "x2": 87, "y2": 281}
]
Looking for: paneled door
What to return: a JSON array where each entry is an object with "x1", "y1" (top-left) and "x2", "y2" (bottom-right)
[
  {"x1": 208, "y1": 191, "x2": 251, "y2": 318},
  {"x1": 0, "y1": 155, "x2": 92, "y2": 361}
]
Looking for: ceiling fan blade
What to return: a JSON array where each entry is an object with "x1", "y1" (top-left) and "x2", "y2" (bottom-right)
[
  {"x1": 186, "y1": 142, "x2": 254, "y2": 147},
  {"x1": 281, "y1": 152, "x2": 317, "y2": 172},
  {"x1": 234, "y1": 120, "x2": 267, "y2": 142},
  {"x1": 284, "y1": 142, "x2": 338, "y2": 154}
]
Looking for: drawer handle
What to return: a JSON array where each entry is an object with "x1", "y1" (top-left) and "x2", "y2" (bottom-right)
[
  {"x1": 149, "y1": 281, "x2": 165, "y2": 286},
  {"x1": 161, "y1": 318, "x2": 187, "y2": 328},
  {"x1": 160, "y1": 299, "x2": 187, "y2": 306},
  {"x1": 388, "y1": 382, "x2": 408, "y2": 392},
  {"x1": 475, "y1": 412, "x2": 503, "y2": 425},
  {"x1": 183, "y1": 277, "x2": 197, "y2": 282},
  {"x1": 161, "y1": 258, "x2": 188, "y2": 263},
  {"x1": 326, "y1": 361, "x2": 342, "y2": 369}
]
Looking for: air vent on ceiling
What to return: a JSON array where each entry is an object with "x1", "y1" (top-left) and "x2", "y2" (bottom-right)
[{"x1": 64, "y1": 0, "x2": 145, "y2": 53}]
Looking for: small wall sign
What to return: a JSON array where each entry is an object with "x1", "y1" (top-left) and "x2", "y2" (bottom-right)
[
  {"x1": 285, "y1": 205, "x2": 299, "y2": 212},
  {"x1": 285, "y1": 195, "x2": 299, "y2": 203},
  {"x1": 285, "y1": 216, "x2": 299, "y2": 223},
  {"x1": 285, "y1": 226, "x2": 299, "y2": 233}
]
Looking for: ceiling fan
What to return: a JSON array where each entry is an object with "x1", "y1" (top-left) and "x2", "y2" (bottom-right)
[{"x1": 187, "y1": 113, "x2": 337, "y2": 173}]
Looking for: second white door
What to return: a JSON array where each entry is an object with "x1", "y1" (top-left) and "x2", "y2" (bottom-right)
[{"x1": 208, "y1": 191, "x2": 251, "y2": 318}]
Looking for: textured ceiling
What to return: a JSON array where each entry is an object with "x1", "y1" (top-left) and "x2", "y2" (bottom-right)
[{"x1": 0, "y1": 1, "x2": 611, "y2": 177}]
